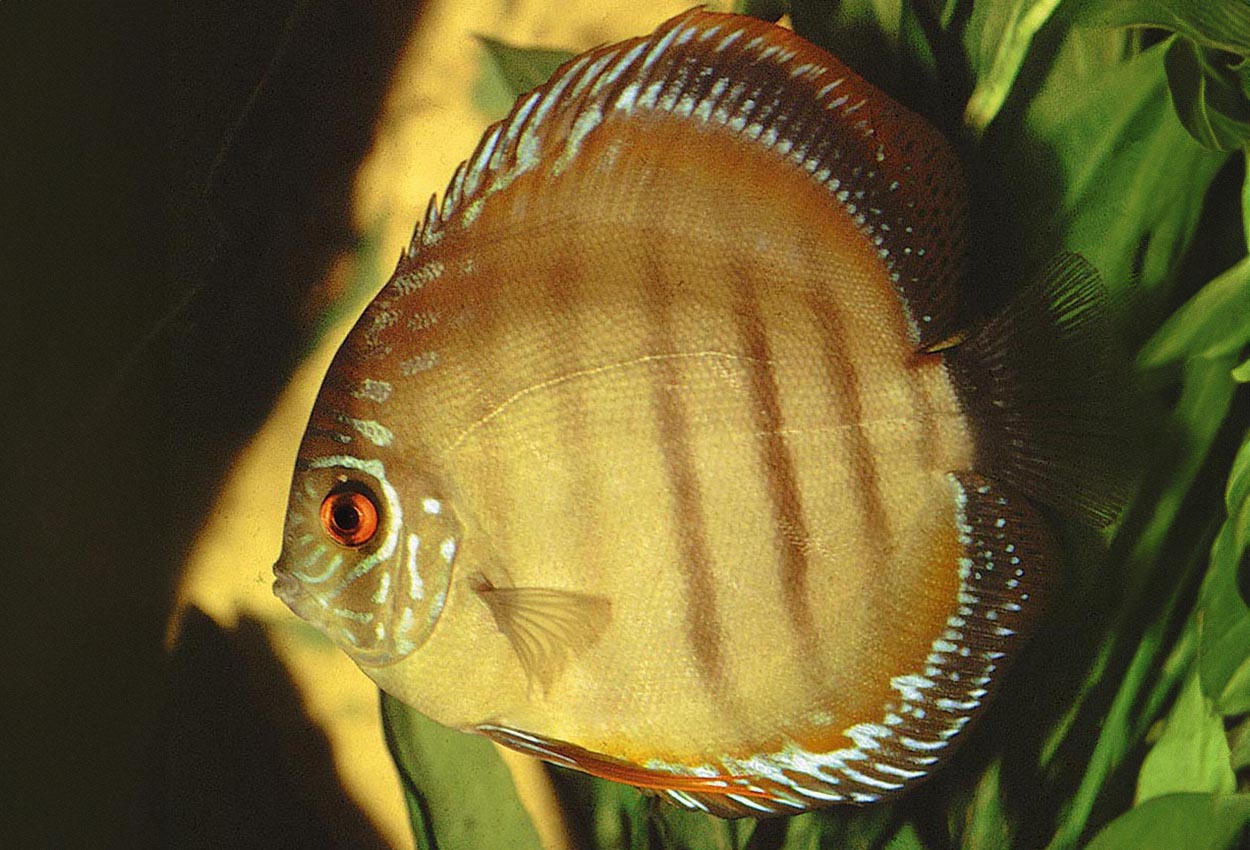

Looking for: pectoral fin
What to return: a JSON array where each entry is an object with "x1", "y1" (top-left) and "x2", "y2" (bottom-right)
[{"x1": 472, "y1": 575, "x2": 610, "y2": 693}]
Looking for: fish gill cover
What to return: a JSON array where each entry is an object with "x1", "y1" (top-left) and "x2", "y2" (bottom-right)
[{"x1": 375, "y1": 0, "x2": 1250, "y2": 848}]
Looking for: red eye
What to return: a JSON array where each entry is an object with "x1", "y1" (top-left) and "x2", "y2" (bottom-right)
[{"x1": 320, "y1": 490, "x2": 379, "y2": 547}]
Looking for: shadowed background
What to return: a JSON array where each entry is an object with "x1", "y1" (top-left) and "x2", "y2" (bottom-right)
[{"x1": 6, "y1": 0, "x2": 421, "y2": 845}]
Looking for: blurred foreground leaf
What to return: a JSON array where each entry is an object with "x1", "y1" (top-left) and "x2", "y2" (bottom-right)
[{"x1": 381, "y1": 693, "x2": 543, "y2": 850}]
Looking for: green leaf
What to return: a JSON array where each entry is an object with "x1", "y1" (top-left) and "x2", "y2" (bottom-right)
[
  {"x1": 1017, "y1": 42, "x2": 1226, "y2": 297},
  {"x1": 1138, "y1": 256, "x2": 1250, "y2": 367},
  {"x1": 1164, "y1": 36, "x2": 1250, "y2": 152},
  {"x1": 777, "y1": 814, "x2": 823, "y2": 850},
  {"x1": 1233, "y1": 358, "x2": 1250, "y2": 381},
  {"x1": 964, "y1": 0, "x2": 1066, "y2": 132},
  {"x1": 1074, "y1": 0, "x2": 1250, "y2": 55},
  {"x1": 735, "y1": 0, "x2": 790, "y2": 23},
  {"x1": 789, "y1": 0, "x2": 943, "y2": 101},
  {"x1": 650, "y1": 805, "x2": 756, "y2": 850},
  {"x1": 958, "y1": 760, "x2": 1012, "y2": 850},
  {"x1": 1135, "y1": 673, "x2": 1236, "y2": 803},
  {"x1": 882, "y1": 821, "x2": 928, "y2": 850},
  {"x1": 1082, "y1": 793, "x2": 1250, "y2": 850},
  {"x1": 474, "y1": 35, "x2": 575, "y2": 119},
  {"x1": 1229, "y1": 716, "x2": 1250, "y2": 772},
  {"x1": 1198, "y1": 431, "x2": 1250, "y2": 715},
  {"x1": 584, "y1": 777, "x2": 650, "y2": 850},
  {"x1": 1228, "y1": 428, "x2": 1250, "y2": 516},
  {"x1": 1046, "y1": 356, "x2": 1236, "y2": 850},
  {"x1": 381, "y1": 693, "x2": 543, "y2": 850}
]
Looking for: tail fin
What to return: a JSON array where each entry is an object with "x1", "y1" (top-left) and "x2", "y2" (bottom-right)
[{"x1": 946, "y1": 253, "x2": 1138, "y2": 526}]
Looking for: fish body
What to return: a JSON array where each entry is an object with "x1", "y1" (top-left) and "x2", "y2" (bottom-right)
[{"x1": 273, "y1": 10, "x2": 1123, "y2": 816}]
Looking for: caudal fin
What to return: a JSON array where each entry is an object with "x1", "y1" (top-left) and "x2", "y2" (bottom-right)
[{"x1": 946, "y1": 253, "x2": 1138, "y2": 526}]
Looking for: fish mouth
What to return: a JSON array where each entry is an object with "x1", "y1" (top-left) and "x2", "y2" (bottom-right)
[{"x1": 273, "y1": 569, "x2": 314, "y2": 618}]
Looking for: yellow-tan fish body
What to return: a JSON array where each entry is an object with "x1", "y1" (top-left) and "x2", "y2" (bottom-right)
[{"x1": 273, "y1": 10, "x2": 1124, "y2": 816}]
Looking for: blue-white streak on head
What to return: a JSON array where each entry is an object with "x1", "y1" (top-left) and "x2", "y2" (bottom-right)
[{"x1": 273, "y1": 447, "x2": 459, "y2": 667}]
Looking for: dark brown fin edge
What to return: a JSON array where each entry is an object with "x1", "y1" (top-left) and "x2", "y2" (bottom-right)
[
  {"x1": 476, "y1": 724, "x2": 781, "y2": 818},
  {"x1": 397, "y1": 9, "x2": 969, "y2": 349},
  {"x1": 945, "y1": 253, "x2": 1138, "y2": 526}
]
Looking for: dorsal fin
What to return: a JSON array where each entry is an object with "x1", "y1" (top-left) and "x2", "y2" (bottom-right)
[{"x1": 397, "y1": 10, "x2": 968, "y2": 348}]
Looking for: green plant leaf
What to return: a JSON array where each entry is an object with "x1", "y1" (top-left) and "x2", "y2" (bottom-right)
[
  {"x1": 1082, "y1": 793, "x2": 1250, "y2": 850},
  {"x1": 883, "y1": 821, "x2": 928, "y2": 850},
  {"x1": 1197, "y1": 431, "x2": 1250, "y2": 715},
  {"x1": 381, "y1": 693, "x2": 543, "y2": 850},
  {"x1": 649, "y1": 805, "x2": 756, "y2": 850},
  {"x1": 474, "y1": 35, "x2": 575, "y2": 119},
  {"x1": 1073, "y1": 0, "x2": 1250, "y2": 55},
  {"x1": 964, "y1": 0, "x2": 1065, "y2": 132},
  {"x1": 959, "y1": 760, "x2": 1012, "y2": 850},
  {"x1": 1138, "y1": 256, "x2": 1250, "y2": 366},
  {"x1": 735, "y1": 0, "x2": 790, "y2": 24},
  {"x1": 1233, "y1": 358, "x2": 1250, "y2": 381},
  {"x1": 1164, "y1": 36, "x2": 1250, "y2": 152},
  {"x1": 1135, "y1": 673, "x2": 1236, "y2": 803},
  {"x1": 788, "y1": 0, "x2": 943, "y2": 103},
  {"x1": 1230, "y1": 716, "x2": 1250, "y2": 772},
  {"x1": 1017, "y1": 42, "x2": 1226, "y2": 297},
  {"x1": 1230, "y1": 429, "x2": 1250, "y2": 515},
  {"x1": 1045, "y1": 352, "x2": 1237, "y2": 850}
]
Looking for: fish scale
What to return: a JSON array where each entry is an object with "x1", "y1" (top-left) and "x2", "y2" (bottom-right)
[{"x1": 273, "y1": 9, "x2": 1129, "y2": 816}]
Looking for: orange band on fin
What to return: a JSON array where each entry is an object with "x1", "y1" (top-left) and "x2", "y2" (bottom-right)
[{"x1": 476, "y1": 723, "x2": 773, "y2": 799}]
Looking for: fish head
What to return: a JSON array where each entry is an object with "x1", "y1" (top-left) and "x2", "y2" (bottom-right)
[{"x1": 273, "y1": 402, "x2": 461, "y2": 667}]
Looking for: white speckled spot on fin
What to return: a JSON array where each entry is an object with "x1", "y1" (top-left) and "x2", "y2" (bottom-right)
[{"x1": 470, "y1": 574, "x2": 610, "y2": 694}]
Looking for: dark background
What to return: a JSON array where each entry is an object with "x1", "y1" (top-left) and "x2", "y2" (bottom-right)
[{"x1": 3, "y1": 2, "x2": 423, "y2": 846}]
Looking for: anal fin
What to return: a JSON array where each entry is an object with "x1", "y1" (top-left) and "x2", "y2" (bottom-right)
[{"x1": 475, "y1": 724, "x2": 785, "y2": 818}]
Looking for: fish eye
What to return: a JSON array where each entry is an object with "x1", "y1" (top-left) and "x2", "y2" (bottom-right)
[{"x1": 320, "y1": 487, "x2": 379, "y2": 548}]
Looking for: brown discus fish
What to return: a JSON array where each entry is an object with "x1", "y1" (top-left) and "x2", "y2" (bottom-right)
[{"x1": 273, "y1": 10, "x2": 1126, "y2": 816}]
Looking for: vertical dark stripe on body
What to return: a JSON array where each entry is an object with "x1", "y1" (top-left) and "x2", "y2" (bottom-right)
[
  {"x1": 904, "y1": 349, "x2": 943, "y2": 472},
  {"x1": 544, "y1": 243, "x2": 601, "y2": 560},
  {"x1": 804, "y1": 291, "x2": 893, "y2": 556},
  {"x1": 640, "y1": 253, "x2": 731, "y2": 692},
  {"x1": 727, "y1": 264, "x2": 824, "y2": 659}
]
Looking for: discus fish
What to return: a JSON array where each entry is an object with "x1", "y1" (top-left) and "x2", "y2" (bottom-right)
[{"x1": 273, "y1": 10, "x2": 1126, "y2": 816}]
